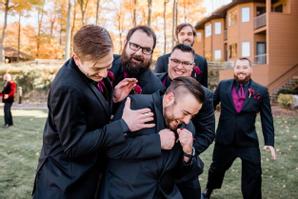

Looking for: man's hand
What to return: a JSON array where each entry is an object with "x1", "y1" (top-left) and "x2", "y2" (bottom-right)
[
  {"x1": 113, "y1": 78, "x2": 138, "y2": 103},
  {"x1": 4, "y1": 94, "x2": 9, "y2": 99},
  {"x1": 159, "y1": 129, "x2": 176, "y2": 150},
  {"x1": 122, "y1": 97, "x2": 155, "y2": 132},
  {"x1": 177, "y1": 128, "x2": 193, "y2": 162},
  {"x1": 263, "y1": 145, "x2": 277, "y2": 160}
]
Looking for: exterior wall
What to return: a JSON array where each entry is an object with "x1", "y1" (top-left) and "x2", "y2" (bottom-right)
[
  {"x1": 226, "y1": 3, "x2": 255, "y2": 62},
  {"x1": 204, "y1": 22, "x2": 213, "y2": 60},
  {"x1": 211, "y1": 18, "x2": 225, "y2": 61},
  {"x1": 267, "y1": 0, "x2": 298, "y2": 84},
  {"x1": 193, "y1": 29, "x2": 204, "y2": 56}
]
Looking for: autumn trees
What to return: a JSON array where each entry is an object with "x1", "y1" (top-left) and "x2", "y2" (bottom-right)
[{"x1": 0, "y1": 0, "x2": 205, "y2": 62}]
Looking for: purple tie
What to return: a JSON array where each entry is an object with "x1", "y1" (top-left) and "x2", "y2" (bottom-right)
[
  {"x1": 97, "y1": 80, "x2": 105, "y2": 93},
  {"x1": 238, "y1": 84, "x2": 246, "y2": 100}
]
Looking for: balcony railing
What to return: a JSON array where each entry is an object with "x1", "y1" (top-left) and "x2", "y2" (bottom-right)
[
  {"x1": 255, "y1": 54, "x2": 267, "y2": 64},
  {"x1": 254, "y1": 13, "x2": 266, "y2": 29}
]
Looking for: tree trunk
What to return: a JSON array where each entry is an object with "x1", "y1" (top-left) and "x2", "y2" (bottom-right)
[
  {"x1": 147, "y1": 0, "x2": 152, "y2": 26},
  {"x1": 95, "y1": 0, "x2": 101, "y2": 25},
  {"x1": 64, "y1": 0, "x2": 72, "y2": 60},
  {"x1": 132, "y1": 0, "x2": 137, "y2": 26},
  {"x1": 79, "y1": 0, "x2": 89, "y2": 26},
  {"x1": 17, "y1": 13, "x2": 22, "y2": 62},
  {"x1": 71, "y1": 2, "x2": 77, "y2": 42},
  {"x1": 163, "y1": 0, "x2": 167, "y2": 54},
  {"x1": 172, "y1": 0, "x2": 177, "y2": 48},
  {"x1": 36, "y1": 2, "x2": 45, "y2": 58},
  {"x1": 0, "y1": 0, "x2": 10, "y2": 63}
]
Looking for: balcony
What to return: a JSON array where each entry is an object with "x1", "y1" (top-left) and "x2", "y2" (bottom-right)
[
  {"x1": 254, "y1": 13, "x2": 266, "y2": 29},
  {"x1": 255, "y1": 54, "x2": 267, "y2": 64}
]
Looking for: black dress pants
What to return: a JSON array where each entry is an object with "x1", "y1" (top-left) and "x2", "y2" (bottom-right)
[
  {"x1": 4, "y1": 102, "x2": 13, "y2": 125},
  {"x1": 206, "y1": 144, "x2": 262, "y2": 199}
]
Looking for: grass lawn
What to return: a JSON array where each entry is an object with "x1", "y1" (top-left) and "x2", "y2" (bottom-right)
[{"x1": 0, "y1": 108, "x2": 297, "y2": 198}]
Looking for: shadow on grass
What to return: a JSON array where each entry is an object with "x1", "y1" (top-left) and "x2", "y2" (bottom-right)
[{"x1": 0, "y1": 110, "x2": 46, "y2": 199}]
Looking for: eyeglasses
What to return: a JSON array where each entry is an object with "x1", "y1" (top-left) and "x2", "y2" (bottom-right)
[
  {"x1": 128, "y1": 42, "x2": 153, "y2": 55},
  {"x1": 169, "y1": 58, "x2": 194, "y2": 67}
]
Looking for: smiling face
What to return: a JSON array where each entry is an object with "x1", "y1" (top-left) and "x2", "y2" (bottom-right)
[
  {"x1": 73, "y1": 50, "x2": 114, "y2": 82},
  {"x1": 121, "y1": 30, "x2": 154, "y2": 77},
  {"x1": 233, "y1": 59, "x2": 252, "y2": 83},
  {"x1": 163, "y1": 88, "x2": 202, "y2": 130},
  {"x1": 168, "y1": 49, "x2": 194, "y2": 80},
  {"x1": 177, "y1": 25, "x2": 195, "y2": 46}
]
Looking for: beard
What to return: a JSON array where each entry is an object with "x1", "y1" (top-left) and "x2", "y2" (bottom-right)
[
  {"x1": 121, "y1": 51, "x2": 152, "y2": 77},
  {"x1": 163, "y1": 104, "x2": 179, "y2": 131},
  {"x1": 234, "y1": 73, "x2": 251, "y2": 84}
]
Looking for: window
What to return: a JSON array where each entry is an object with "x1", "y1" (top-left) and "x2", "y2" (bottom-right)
[
  {"x1": 205, "y1": 24, "x2": 212, "y2": 37},
  {"x1": 214, "y1": 22, "x2": 222, "y2": 35},
  {"x1": 241, "y1": 7, "x2": 250, "y2": 22},
  {"x1": 241, "y1": 42, "x2": 250, "y2": 57},
  {"x1": 214, "y1": 50, "x2": 221, "y2": 60}
]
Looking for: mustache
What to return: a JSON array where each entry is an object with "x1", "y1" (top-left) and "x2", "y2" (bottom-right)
[{"x1": 130, "y1": 54, "x2": 144, "y2": 62}]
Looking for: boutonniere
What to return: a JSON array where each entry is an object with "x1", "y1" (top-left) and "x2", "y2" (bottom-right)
[
  {"x1": 248, "y1": 88, "x2": 255, "y2": 98},
  {"x1": 133, "y1": 84, "x2": 142, "y2": 94},
  {"x1": 193, "y1": 66, "x2": 202, "y2": 75},
  {"x1": 248, "y1": 87, "x2": 262, "y2": 101}
]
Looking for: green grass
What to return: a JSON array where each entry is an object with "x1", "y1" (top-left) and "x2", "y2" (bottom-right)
[{"x1": 0, "y1": 109, "x2": 297, "y2": 198}]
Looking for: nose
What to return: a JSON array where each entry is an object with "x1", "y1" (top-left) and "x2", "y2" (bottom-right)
[
  {"x1": 134, "y1": 48, "x2": 143, "y2": 55},
  {"x1": 101, "y1": 68, "x2": 108, "y2": 78},
  {"x1": 182, "y1": 115, "x2": 192, "y2": 124}
]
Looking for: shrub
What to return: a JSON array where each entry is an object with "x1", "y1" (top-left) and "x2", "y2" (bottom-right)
[{"x1": 277, "y1": 94, "x2": 293, "y2": 108}]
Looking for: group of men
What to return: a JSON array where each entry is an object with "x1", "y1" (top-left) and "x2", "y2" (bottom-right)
[{"x1": 32, "y1": 23, "x2": 276, "y2": 199}]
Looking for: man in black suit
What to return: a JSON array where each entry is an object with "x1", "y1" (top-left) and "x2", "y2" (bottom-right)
[
  {"x1": 100, "y1": 77, "x2": 205, "y2": 199},
  {"x1": 111, "y1": 25, "x2": 163, "y2": 94},
  {"x1": 155, "y1": 23, "x2": 208, "y2": 87},
  {"x1": 157, "y1": 44, "x2": 215, "y2": 199},
  {"x1": 202, "y1": 58, "x2": 276, "y2": 199},
  {"x1": 32, "y1": 25, "x2": 168, "y2": 199}
]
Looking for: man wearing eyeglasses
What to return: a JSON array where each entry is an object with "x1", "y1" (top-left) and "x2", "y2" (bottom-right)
[
  {"x1": 111, "y1": 25, "x2": 163, "y2": 95},
  {"x1": 155, "y1": 23, "x2": 208, "y2": 88},
  {"x1": 156, "y1": 44, "x2": 215, "y2": 199}
]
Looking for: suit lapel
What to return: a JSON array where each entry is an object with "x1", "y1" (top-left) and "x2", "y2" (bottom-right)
[
  {"x1": 152, "y1": 91, "x2": 165, "y2": 132},
  {"x1": 241, "y1": 80, "x2": 255, "y2": 111},
  {"x1": 226, "y1": 80, "x2": 236, "y2": 111},
  {"x1": 88, "y1": 82, "x2": 111, "y2": 116}
]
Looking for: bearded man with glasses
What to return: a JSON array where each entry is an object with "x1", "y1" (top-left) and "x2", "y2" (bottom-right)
[{"x1": 111, "y1": 25, "x2": 163, "y2": 95}]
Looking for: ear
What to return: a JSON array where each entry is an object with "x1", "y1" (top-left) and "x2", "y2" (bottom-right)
[
  {"x1": 73, "y1": 53, "x2": 81, "y2": 67},
  {"x1": 164, "y1": 91, "x2": 175, "y2": 107}
]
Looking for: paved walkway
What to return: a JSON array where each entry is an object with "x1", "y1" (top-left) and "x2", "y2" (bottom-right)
[{"x1": 0, "y1": 103, "x2": 47, "y2": 110}]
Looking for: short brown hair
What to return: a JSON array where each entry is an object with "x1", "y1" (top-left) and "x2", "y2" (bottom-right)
[
  {"x1": 166, "y1": 76, "x2": 205, "y2": 104},
  {"x1": 175, "y1": 23, "x2": 196, "y2": 38},
  {"x1": 73, "y1": 25, "x2": 113, "y2": 60},
  {"x1": 125, "y1": 25, "x2": 157, "y2": 50}
]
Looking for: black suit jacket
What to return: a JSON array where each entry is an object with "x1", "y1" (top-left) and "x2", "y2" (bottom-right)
[
  {"x1": 100, "y1": 91, "x2": 200, "y2": 199},
  {"x1": 214, "y1": 79, "x2": 274, "y2": 147},
  {"x1": 154, "y1": 53, "x2": 208, "y2": 87},
  {"x1": 32, "y1": 58, "x2": 144, "y2": 199},
  {"x1": 157, "y1": 73, "x2": 215, "y2": 156},
  {"x1": 112, "y1": 54, "x2": 164, "y2": 94}
]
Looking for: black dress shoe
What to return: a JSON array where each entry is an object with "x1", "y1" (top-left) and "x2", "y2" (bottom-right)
[{"x1": 2, "y1": 124, "x2": 9, "y2": 128}]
